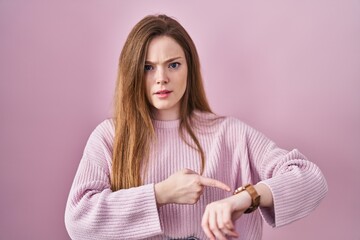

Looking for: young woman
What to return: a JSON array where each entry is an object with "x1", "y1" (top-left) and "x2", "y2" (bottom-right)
[{"x1": 65, "y1": 15, "x2": 328, "y2": 240}]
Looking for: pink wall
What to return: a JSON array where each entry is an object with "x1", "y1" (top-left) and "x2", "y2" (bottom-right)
[{"x1": 0, "y1": 1, "x2": 359, "y2": 239}]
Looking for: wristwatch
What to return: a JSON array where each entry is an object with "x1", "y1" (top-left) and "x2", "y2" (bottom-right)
[{"x1": 233, "y1": 183, "x2": 260, "y2": 214}]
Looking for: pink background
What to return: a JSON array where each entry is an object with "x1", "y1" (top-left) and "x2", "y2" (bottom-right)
[{"x1": 0, "y1": 1, "x2": 359, "y2": 239}]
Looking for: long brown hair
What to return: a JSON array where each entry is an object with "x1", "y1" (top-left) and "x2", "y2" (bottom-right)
[{"x1": 111, "y1": 14, "x2": 212, "y2": 191}]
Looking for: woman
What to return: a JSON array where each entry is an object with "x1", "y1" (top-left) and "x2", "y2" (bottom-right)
[{"x1": 65, "y1": 14, "x2": 327, "y2": 240}]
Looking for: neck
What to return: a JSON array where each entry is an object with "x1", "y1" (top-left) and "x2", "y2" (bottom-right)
[{"x1": 152, "y1": 108, "x2": 180, "y2": 121}]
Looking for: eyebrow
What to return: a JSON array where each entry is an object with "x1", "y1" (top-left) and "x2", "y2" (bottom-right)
[{"x1": 145, "y1": 57, "x2": 183, "y2": 65}]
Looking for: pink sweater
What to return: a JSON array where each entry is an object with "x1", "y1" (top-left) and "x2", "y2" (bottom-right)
[{"x1": 65, "y1": 112, "x2": 327, "y2": 240}]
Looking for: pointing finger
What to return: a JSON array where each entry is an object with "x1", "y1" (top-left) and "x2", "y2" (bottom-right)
[{"x1": 199, "y1": 176, "x2": 231, "y2": 192}]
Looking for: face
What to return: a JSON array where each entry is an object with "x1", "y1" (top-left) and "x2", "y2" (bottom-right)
[{"x1": 144, "y1": 36, "x2": 188, "y2": 121}]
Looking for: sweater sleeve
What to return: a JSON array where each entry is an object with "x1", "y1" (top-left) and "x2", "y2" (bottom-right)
[
  {"x1": 64, "y1": 120, "x2": 162, "y2": 240},
  {"x1": 244, "y1": 124, "x2": 328, "y2": 228}
]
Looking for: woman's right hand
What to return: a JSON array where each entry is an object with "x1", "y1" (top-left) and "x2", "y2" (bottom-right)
[{"x1": 154, "y1": 168, "x2": 231, "y2": 206}]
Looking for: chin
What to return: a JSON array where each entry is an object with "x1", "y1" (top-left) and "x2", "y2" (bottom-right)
[
  {"x1": 154, "y1": 105, "x2": 172, "y2": 111},
  {"x1": 152, "y1": 102, "x2": 170, "y2": 109}
]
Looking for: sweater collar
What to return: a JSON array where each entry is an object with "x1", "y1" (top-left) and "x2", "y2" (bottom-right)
[{"x1": 152, "y1": 118, "x2": 181, "y2": 129}]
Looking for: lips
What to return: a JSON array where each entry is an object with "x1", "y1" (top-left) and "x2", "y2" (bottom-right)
[{"x1": 154, "y1": 90, "x2": 172, "y2": 94}]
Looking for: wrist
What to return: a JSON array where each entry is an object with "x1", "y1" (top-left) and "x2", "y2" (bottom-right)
[
  {"x1": 154, "y1": 182, "x2": 168, "y2": 206},
  {"x1": 254, "y1": 182, "x2": 273, "y2": 208},
  {"x1": 231, "y1": 189, "x2": 252, "y2": 211},
  {"x1": 233, "y1": 183, "x2": 260, "y2": 213}
]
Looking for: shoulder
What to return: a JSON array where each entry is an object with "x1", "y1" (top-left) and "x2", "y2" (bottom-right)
[
  {"x1": 86, "y1": 118, "x2": 115, "y2": 149},
  {"x1": 214, "y1": 116, "x2": 273, "y2": 152},
  {"x1": 92, "y1": 118, "x2": 115, "y2": 136},
  {"x1": 202, "y1": 111, "x2": 250, "y2": 130},
  {"x1": 192, "y1": 111, "x2": 252, "y2": 135},
  {"x1": 223, "y1": 117, "x2": 269, "y2": 140},
  {"x1": 222, "y1": 116, "x2": 247, "y2": 128}
]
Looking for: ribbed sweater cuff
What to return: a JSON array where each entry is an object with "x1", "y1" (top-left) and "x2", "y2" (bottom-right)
[
  {"x1": 112, "y1": 183, "x2": 163, "y2": 239},
  {"x1": 259, "y1": 169, "x2": 326, "y2": 228}
]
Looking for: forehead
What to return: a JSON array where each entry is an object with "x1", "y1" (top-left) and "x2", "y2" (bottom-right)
[{"x1": 146, "y1": 36, "x2": 185, "y2": 61}]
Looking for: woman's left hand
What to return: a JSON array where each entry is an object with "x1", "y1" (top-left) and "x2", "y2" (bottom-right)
[{"x1": 201, "y1": 191, "x2": 252, "y2": 240}]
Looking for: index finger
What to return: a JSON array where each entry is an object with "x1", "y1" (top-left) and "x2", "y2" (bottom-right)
[{"x1": 199, "y1": 176, "x2": 231, "y2": 192}]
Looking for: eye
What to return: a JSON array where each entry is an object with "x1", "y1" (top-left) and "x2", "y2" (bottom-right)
[
  {"x1": 169, "y1": 62, "x2": 180, "y2": 69},
  {"x1": 144, "y1": 64, "x2": 153, "y2": 72}
]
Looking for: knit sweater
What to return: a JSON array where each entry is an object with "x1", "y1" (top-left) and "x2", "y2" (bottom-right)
[{"x1": 64, "y1": 111, "x2": 327, "y2": 240}]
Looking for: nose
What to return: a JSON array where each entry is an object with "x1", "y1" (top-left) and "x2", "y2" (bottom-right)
[{"x1": 155, "y1": 67, "x2": 168, "y2": 85}]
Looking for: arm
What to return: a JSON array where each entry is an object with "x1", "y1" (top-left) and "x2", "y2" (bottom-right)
[
  {"x1": 64, "y1": 121, "x2": 162, "y2": 240},
  {"x1": 255, "y1": 182, "x2": 273, "y2": 207},
  {"x1": 201, "y1": 121, "x2": 328, "y2": 239},
  {"x1": 248, "y1": 129, "x2": 328, "y2": 227}
]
